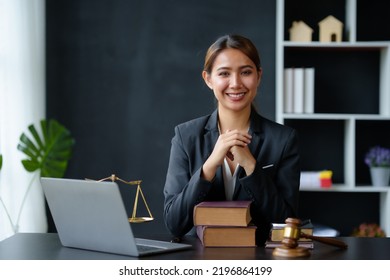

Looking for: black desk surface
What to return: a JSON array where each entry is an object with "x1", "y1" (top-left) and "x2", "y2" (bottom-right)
[{"x1": 0, "y1": 233, "x2": 389, "y2": 260}]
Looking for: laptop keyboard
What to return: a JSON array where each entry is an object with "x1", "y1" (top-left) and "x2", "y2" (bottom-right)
[{"x1": 137, "y1": 244, "x2": 161, "y2": 252}]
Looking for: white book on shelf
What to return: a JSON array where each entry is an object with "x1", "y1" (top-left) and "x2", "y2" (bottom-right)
[
  {"x1": 304, "y1": 68, "x2": 315, "y2": 114},
  {"x1": 300, "y1": 171, "x2": 322, "y2": 188},
  {"x1": 293, "y1": 68, "x2": 304, "y2": 113},
  {"x1": 283, "y1": 68, "x2": 294, "y2": 113}
]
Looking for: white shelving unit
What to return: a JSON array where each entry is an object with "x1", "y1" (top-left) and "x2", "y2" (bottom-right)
[{"x1": 276, "y1": 0, "x2": 390, "y2": 236}]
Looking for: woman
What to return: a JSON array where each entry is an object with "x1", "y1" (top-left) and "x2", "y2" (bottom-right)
[{"x1": 163, "y1": 34, "x2": 300, "y2": 245}]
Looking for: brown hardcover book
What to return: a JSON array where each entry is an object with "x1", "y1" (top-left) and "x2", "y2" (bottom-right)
[
  {"x1": 264, "y1": 240, "x2": 314, "y2": 249},
  {"x1": 270, "y1": 220, "x2": 314, "y2": 242},
  {"x1": 196, "y1": 225, "x2": 257, "y2": 247},
  {"x1": 193, "y1": 201, "x2": 252, "y2": 227}
]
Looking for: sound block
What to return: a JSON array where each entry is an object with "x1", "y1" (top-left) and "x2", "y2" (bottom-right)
[{"x1": 272, "y1": 246, "x2": 310, "y2": 258}]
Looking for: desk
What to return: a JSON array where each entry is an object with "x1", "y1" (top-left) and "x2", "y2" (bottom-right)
[{"x1": 0, "y1": 233, "x2": 390, "y2": 260}]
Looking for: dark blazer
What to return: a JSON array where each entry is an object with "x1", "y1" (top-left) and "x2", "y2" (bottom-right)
[{"x1": 163, "y1": 109, "x2": 300, "y2": 244}]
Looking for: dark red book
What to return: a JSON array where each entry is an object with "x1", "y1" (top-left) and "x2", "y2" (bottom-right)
[
  {"x1": 193, "y1": 201, "x2": 252, "y2": 227},
  {"x1": 197, "y1": 225, "x2": 257, "y2": 247}
]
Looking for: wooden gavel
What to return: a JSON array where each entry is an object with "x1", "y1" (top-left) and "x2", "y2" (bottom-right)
[{"x1": 273, "y1": 217, "x2": 348, "y2": 258}]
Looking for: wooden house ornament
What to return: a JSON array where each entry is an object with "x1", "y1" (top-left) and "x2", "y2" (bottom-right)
[
  {"x1": 289, "y1": 21, "x2": 313, "y2": 42},
  {"x1": 318, "y1": 15, "x2": 343, "y2": 42}
]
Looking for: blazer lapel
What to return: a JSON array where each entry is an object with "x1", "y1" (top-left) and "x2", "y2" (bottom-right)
[
  {"x1": 248, "y1": 110, "x2": 264, "y2": 158},
  {"x1": 204, "y1": 110, "x2": 226, "y2": 200},
  {"x1": 232, "y1": 110, "x2": 264, "y2": 199}
]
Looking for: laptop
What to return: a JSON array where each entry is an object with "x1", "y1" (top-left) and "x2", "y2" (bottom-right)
[{"x1": 40, "y1": 177, "x2": 192, "y2": 257}]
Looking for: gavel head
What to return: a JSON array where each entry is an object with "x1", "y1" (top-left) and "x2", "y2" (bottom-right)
[
  {"x1": 273, "y1": 217, "x2": 311, "y2": 258},
  {"x1": 281, "y1": 217, "x2": 302, "y2": 248}
]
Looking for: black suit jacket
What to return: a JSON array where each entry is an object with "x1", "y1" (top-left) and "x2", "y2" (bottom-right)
[{"x1": 163, "y1": 109, "x2": 300, "y2": 244}]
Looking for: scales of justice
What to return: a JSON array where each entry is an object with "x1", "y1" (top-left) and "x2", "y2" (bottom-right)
[{"x1": 88, "y1": 174, "x2": 154, "y2": 223}]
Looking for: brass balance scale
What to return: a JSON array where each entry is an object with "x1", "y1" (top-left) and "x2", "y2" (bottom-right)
[{"x1": 89, "y1": 174, "x2": 153, "y2": 223}]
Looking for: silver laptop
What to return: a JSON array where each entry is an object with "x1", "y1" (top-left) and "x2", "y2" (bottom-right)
[{"x1": 40, "y1": 177, "x2": 191, "y2": 257}]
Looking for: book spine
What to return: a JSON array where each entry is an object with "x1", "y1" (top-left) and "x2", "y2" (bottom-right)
[
  {"x1": 283, "y1": 68, "x2": 294, "y2": 113},
  {"x1": 293, "y1": 68, "x2": 304, "y2": 113},
  {"x1": 304, "y1": 68, "x2": 315, "y2": 113}
]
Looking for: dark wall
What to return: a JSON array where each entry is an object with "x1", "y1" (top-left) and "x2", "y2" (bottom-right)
[{"x1": 46, "y1": 0, "x2": 276, "y2": 236}]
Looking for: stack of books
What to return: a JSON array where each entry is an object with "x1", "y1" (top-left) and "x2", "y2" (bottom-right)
[
  {"x1": 265, "y1": 219, "x2": 314, "y2": 249},
  {"x1": 300, "y1": 170, "x2": 333, "y2": 188},
  {"x1": 193, "y1": 201, "x2": 256, "y2": 247},
  {"x1": 283, "y1": 67, "x2": 315, "y2": 114}
]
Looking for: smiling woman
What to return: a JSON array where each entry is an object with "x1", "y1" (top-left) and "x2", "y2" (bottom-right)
[{"x1": 163, "y1": 34, "x2": 301, "y2": 245}]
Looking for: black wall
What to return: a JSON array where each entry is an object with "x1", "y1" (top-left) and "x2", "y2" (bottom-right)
[{"x1": 46, "y1": 0, "x2": 277, "y2": 236}]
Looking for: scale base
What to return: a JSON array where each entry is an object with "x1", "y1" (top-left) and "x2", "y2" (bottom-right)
[{"x1": 128, "y1": 217, "x2": 154, "y2": 223}]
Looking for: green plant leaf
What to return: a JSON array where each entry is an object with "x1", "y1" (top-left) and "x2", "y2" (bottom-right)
[
  {"x1": 0, "y1": 154, "x2": 3, "y2": 170},
  {"x1": 21, "y1": 159, "x2": 40, "y2": 172},
  {"x1": 17, "y1": 119, "x2": 75, "y2": 178},
  {"x1": 28, "y1": 123, "x2": 45, "y2": 151}
]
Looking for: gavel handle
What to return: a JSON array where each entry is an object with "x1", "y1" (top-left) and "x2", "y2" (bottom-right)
[{"x1": 300, "y1": 233, "x2": 348, "y2": 249}]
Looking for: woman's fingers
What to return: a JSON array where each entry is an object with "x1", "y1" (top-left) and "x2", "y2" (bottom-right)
[
  {"x1": 218, "y1": 129, "x2": 252, "y2": 162},
  {"x1": 222, "y1": 130, "x2": 252, "y2": 147}
]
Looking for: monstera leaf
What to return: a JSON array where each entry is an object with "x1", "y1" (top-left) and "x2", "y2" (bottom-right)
[{"x1": 17, "y1": 119, "x2": 75, "y2": 178}]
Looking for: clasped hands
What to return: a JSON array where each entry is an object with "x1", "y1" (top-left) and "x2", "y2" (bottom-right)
[
  {"x1": 220, "y1": 129, "x2": 252, "y2": 162},
  {"x1": 202, "y1": 129, "x2": 256, "y2": 181}
]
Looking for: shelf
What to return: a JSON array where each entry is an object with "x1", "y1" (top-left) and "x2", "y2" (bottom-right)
[
  {"x1": 300, "y1": 185, "x2": 390, "y2": 193},
  {"x1": 282, "y1": 114, "x2": 390, "y2": 120},
  {"x1": 283, "y1": 41, "x2": 390, "y2": 49},
  {"x1": 283, "y1": 48, "x2": 387, "y2": 116},
  {"x1": 277, "y1": 0, "x2": 390, "y2": 237}
]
